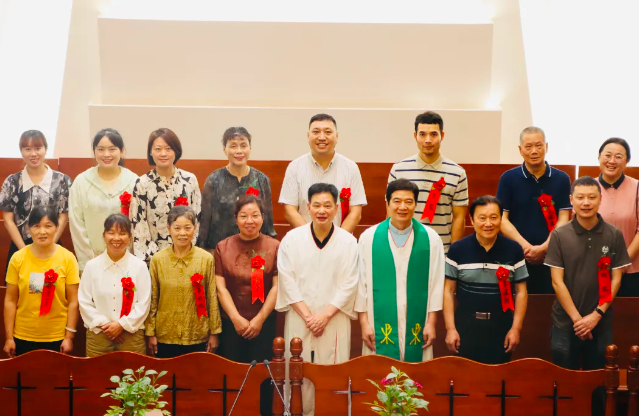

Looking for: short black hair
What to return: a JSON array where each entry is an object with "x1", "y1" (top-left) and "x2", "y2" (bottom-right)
[
  {"x1": 167, "y1": 205, "x2": 197, "y2": 226},
  {"x1": 469, "y1": 195, "x2": 502, "y2": 218},
  {"x1": 222, "y1": 127, "x2": 252, "y2": 147},
  {"x1": 28, "y1": 206, "x2": 59, "y2": 228},
  {"x1": 571, "y1": 176, "x2": 601, "y2": 195},
  {"x1": 309, "y1": 114, "x2": 337, "y2": 129},
  {"x1": 233, "y1": 195, "x2": 264, "y2": 217},
  {"x1": 307, "y1": 183, "x2": 338, "y2": 204},
  {"x1": 103, "y1": 213, "x2": 132, "y2": 236},
  {"x1": 598, "y1": 137, "x2": 631, "y2": 162},
  {"x1": 414, "y1": 111, "x2": 443, "y2": 133},
  {"x1": 386, "y1": 179, "x2": 419, "y2": 204}
]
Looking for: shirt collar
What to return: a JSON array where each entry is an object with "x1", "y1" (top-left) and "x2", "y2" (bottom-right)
[
  {"x1": 572, "y1": 213, "x2": 604, "y2": 235},
  {"x1": 310, "y1": 223, "x2": 335, "y2": 249},
  {"x1": 309, "y1": 152, "x2": 336, "y2": 172},
  {"x1": 150, "y1": 167, "x2": 179, "y2": 183},
  {"x1": 416, "y1": 154, "x2": 443, "y2": 170},
  {"x1": 21, "y1": 165, "x2": 53, "y2": 193},
  {"x1": 389, "y1": 221, "x2": 413, "y2": 236},
  {"x1": 170, "y1": 245, "x2": 195, "y2": 267},
  {"x1": 521, "y1": 161, "x2": 551, "y2": 180},
  {"x1": 599, "y1": 173, "x2": 625, "y2": 190},
  {"x1": 101, "y1": 251, "x2": 131, "y2": 272}
]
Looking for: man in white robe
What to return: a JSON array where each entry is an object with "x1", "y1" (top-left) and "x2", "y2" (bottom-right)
[
  {"x1": 356, "y1": 179, "x2": 445, "y2": 361},
  {"x1": 276, "y1": 183, "x2": 359, "y2": 416}
]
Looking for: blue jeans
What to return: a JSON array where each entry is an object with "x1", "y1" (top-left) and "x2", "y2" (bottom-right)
[{"x1": 550, "y1": 322, "x2": 613, "y2": 370}]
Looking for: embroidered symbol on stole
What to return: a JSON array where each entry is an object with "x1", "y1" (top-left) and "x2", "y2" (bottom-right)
[
  {"x1": 410, "y1": 323, "x2": 422, "y2": 345},
  {"x1": 381, "y1": 323, "x2": 394, "y2": 344}
]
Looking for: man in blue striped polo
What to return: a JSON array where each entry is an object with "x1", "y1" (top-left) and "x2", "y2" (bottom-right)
[
  {"x1": 443, "y1": 195, "x2": 528, "y2": 364},
  {"x1": 389, "y1": 111, "x2": 468, "y2": 252}
]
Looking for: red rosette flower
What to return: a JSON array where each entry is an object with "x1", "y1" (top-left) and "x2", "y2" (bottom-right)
[
  {"x1": 245, "y1": 186, "x2": 260, "y2": 197},
  {"x1": 44, "y1": 269, "x2": 59, "y2": 286},
  {"x1": 339, "y1": 187, "x2": 352, "y2": 201},
  {"x1": 121, "y1": 277, "x2": 135, "y2": 293},
  {"x1": 537, "y1": 193, "x2": 553, "y2": 209},
  {"x1": 432, "y1": 177, "x2": 446, "y2": 191},
  {"x1": 120, "y1": 191, "x2": 132, "y2": 216},
  {"x1": 597, "y1": 256, "x2": 611, "y2": 269},
  {"x1": 190, "y1": 272, "x2": 204, "y2": 286},
  {"x1": 175, "y1": 196, "x2": 189, "y2": 206},
  {"x1": 495, "y1": 266, "x2": 510, "y2": 280},
  {"x1": 251, "y1": 255, "x2": 266, "y2": 269},
  {"x1": 381, "y1": 377, "x2": 391, "y2": 386}
]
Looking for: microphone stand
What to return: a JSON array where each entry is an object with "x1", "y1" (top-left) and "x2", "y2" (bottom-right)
[
  {"x1": 264, "y1": 359, "x2": 291, "y2": 416},
  {"x1": 227, "y1": 360, "x2": 257, "y2": 416}
]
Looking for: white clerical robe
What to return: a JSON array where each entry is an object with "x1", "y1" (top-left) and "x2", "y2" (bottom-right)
[
  {"x1": 276, "y1": 223, "x2": 359, "y2": 416},
  {"x1": 355, "y1": 222, "x2": 445, "y2": 361}
]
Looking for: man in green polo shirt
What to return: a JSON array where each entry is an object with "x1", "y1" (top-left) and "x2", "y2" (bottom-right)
[{"x1": 545, "y1": 176, "x2": 630, "y2": 370}]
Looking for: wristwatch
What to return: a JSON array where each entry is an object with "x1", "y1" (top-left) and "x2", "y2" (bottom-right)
[{"x1": 595, "y1": 307, "x2": 605, "y2": 317}]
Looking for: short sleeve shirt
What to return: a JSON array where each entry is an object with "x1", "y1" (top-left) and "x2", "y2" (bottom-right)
[
  {"x1": 6, "y1": 246, "x2": 80, "y2": 342},
  {"x1": 279, "y1": 152, "x2": 367, "y2": 227},
  {"x1": 496, "y1": 163, "x2": 571, "y2": 246},
  {"x1": 445, "y1": 234, "x2": 528, "y2": 313},
  {"x1": 0, "y1": 166, "x2": 72, "y2": 241},
  {"x1": 544, "y1": 215, "x2": 631, "y2": 329},
  {"x1": 389, "y1": 154, "x2": 468, "y2": 251}
]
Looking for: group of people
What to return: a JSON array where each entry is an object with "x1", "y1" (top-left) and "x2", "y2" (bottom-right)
[{"x1": 1, "y1": 111, "x2": 636, "y2": 414}]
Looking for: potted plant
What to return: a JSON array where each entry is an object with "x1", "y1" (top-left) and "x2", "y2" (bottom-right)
[
  {"x1": 365, "y1": 366, "x2": 429, "y2": 415},
  {"x1": 101, "y1": 366, "x2": 171, "y2": 416}
]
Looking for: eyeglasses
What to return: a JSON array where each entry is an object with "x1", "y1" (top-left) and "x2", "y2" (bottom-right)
[
  {"x1": 600, "y1": 153, "x2": 626, "y2": 162},
  {"x1": 238, "y1": 214, "x2": 262, "y2": 221}
]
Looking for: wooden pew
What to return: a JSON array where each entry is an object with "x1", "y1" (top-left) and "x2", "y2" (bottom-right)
[
  {"x1": 629, "y1": 346, "x2": 639, "y2": 416},
  {"x1": 285, "y1": 337, "x2": 619, "y2": 416}
]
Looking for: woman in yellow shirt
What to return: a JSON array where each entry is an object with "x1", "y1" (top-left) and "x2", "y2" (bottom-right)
[
  {"x1": 3, "y1": 206, "x2": 80, "y2": 357},
  {"x1": 145, "y1": 206, "x2": 221, "y2": 358}
]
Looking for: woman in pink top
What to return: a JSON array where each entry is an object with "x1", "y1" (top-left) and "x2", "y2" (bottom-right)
[{"x1": 597, "y1": 138, "x2": 639, "y2": 296}]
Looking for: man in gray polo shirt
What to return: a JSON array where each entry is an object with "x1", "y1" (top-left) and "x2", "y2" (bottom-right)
[{"x1": 545, "y1": 176, "x2": 630, "y2": 370}]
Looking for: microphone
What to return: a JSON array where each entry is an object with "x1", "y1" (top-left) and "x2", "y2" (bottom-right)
[
  {"x1": 264, "y1": 359, "x2": 291, "y2": 416},
  {"x1": 227, "y1": 360, "x2": 257, "y2": 416}
]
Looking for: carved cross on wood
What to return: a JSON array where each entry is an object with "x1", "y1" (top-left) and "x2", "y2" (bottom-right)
[
  {"x1": 54, "y1": 374, "x2": 87, "y2": 416},
  {"x1": 538, "y1": 381, "x2": 573, "y2": 416},
  {"x1": 208, "y1": 374, "x2": 240, "y2": 416},
  {"x1": 2, "y1": 372, "x2": 37, "y2": 416},
  {"x1": 436, "y1": 380, "x2": 469, "y2": 416},
  {"x1": 168, "y1": 373, "x2": 192, "y2": 415},
  {"x1": 333, "y1": 377, "x2": 366, "y2": 416},
  {"x1": 485, "y1": 380, "x2": 520, "y2": 416}
]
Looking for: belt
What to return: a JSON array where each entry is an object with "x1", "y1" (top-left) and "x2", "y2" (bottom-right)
[{"x1": 475, "y1": 312, "x2": 491, "y2": 320}]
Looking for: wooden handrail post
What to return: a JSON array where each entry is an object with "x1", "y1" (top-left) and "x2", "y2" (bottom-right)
[
  {"x1": 628, "y1": 345, "x2": 639, "y2": 416},
  {"x1": 605, "y1": 344, "x2": 619, "y2": 416},
  {"x1": 290, "y1": 337, "x2": 304, "y2": 416},
  {"x1": 271, "y1": 337, "x2": 286, "y2": 416}
]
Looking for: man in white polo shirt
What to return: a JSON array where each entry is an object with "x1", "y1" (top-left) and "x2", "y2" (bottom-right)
[
  {"x1": 279, "y1": 114, "x2": 367, "y2": 233},
  {"x1": 389, "y1": 111, "x2": 469, "y2": 252}
]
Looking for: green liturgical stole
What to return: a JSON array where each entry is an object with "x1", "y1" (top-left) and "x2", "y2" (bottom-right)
[{"x1": 372, "y1": 218, "x2": 430, "y2": 362}]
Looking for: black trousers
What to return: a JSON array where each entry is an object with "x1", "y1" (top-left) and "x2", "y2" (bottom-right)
[
  {"x1": 156, "y1": 342, "x2": 207, "y2": 359},
  {"x1": 217, "y1": 316, "x2": 277, "y2": 416},
  {"x1": 14, "y1": 337, "x2": 63, "y2": 356},
  {"x1": 456, "y1": 309, "x2": 513, "y2": 364},
  {"x1": 617, "y1": 272, "x2": 639, "y2": 297},
  {"x1": 5, "y1": 238, "x2": 33, "y2": 284},
  {"x1": 526, "y1": 262, "x2": 554, "y2": 294}
]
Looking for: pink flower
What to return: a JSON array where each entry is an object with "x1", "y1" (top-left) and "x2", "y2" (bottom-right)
[
  {"x1": 414, "y1": 381, "x2": 423, "y2": 388},
  {"x1": 381, "y1": 377, "x2": 390, "y2": 386}
]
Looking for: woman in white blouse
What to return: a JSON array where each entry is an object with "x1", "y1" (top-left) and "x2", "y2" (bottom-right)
[
  {"x1": 79, "y1": 214, "x2": 151, "y2": 357},
  {"x1": 69, "y1": 129, "x2": 139, "y2": 271},
  {"x1": 130, "y1": 128, "x2": 201, "y2": 264}
]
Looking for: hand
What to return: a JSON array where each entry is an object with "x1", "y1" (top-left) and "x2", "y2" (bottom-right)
[
  {"x1": 101, "y1": 322, "x2": 124, "y2": 340},
  {"x1": 524, "y1": 245, "x2": 547, "y2": 264},
  {"x1": 60, "y1": 338, "x2": 73, "y2": 354},
  {"x1": 422, "y1": 323, "x2": 436, "y2": 349},
  {"x1": 4, "y1": 339, "x2": 16, "y2": 358},
  {"x1": 445, "y1": 329, "x2": 461, "y2": 353},
  {"x1": 361, "y1": 322, "x2": 375, "y2": 352},
  {"x1": 147, "y1": 336, "x2": 158, "y2": 356},
  {"x1": 573, "y1": 312, "x2": 601, "y2": 338},
  {"x1": 307, "y1": 313, "x2": 330, "y2": 337},
  {"x1": 206, "y1": 335, "x2": 219, "y2": 352},
  {"x1": 243, "y1": 316, "x2": 264, "y2": 340},
  {"x1": 504, "y1": 328, "x2": 520, "y2": 353},
  {"x1": 232, "y1": 316, "x2": 250, "y2": 336}
]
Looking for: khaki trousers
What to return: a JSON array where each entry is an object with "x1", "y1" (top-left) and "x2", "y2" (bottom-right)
[{"x1": 86, "y1": 329, "x2": 146, "y2": 357}]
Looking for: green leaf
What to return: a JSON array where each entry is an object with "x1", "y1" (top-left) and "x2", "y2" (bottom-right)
[
  {"x1": 385, "y1": 372, "x2": 396, "y2": 381},
  {"x1": 145, "y1": 369, "x2": 158, "y2": 376},
  {"x1": 125, "y1": 401, "x2": 135, "y2": 407},
  {"x1": 158, "y1": 370, "x2": 168, "y2": 378},
  {"x1": 110, "y1": 376, "x2": 120, "y2": 383},
  {"x1": 100, "y1": 392, "x2": 112, "y2": 397},
  {"x1": 377, "y1": 391, "x2": 388, "y2": 403},
  {"x1": 122, "y1": 369, "x2": 134, "y2": 375},
  {"x1": 391, "y1": 366, "x2": 399, "y2": 374}
]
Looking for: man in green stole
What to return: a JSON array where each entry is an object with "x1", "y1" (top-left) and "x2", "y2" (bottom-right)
[{"x1": 355, "y1": 179, "x2": 445, "y2": 362}]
